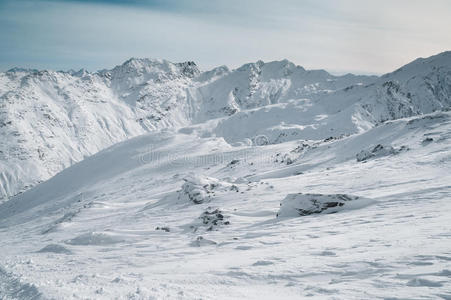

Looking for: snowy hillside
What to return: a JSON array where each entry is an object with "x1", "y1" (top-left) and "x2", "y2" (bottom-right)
[
  {"x1": 0, "y1": 108, "x2": 450, "y2": 299},
  {"x1": 2, "y1": 52, "x2": 451, "y2": 203}
]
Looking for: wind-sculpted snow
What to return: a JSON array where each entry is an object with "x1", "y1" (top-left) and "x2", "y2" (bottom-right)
[
  {"x1": 0, "y1": 108, "x2": 450, "y2": 298},
  {"x1": 65, "y1": 232, "x2": 126, "y2": 246},
  {"x1": 37, "y1": 244, "x2": 72, "y2": 255}
]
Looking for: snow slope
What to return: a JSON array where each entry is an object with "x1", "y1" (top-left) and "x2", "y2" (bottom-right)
[{"x1": 0, "y1": 110, "x2": 450, "y2": 299}]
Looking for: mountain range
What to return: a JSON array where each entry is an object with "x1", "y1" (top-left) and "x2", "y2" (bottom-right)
[{"x1": 1, "y1": 52, "x2": 450, "y2": 202}]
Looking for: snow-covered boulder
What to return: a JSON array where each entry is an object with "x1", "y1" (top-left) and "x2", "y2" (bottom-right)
[
  {"x1": 179, "y1": 175, "x2": 231, "y2": 204},
  {"x1": 191, "y1": 207, "x2": 231, "y2": 232},
  {"x1": 356, "y1": 144, "x2": 407, "y2": 162},
  {"x1": 277, "y1": 193, "x2": 374, "y2": 218},
  {"x1": 356, "y1": 144, "x2": 396, "y2": 162}
]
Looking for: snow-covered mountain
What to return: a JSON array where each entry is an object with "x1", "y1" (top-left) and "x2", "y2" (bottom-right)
[
  {"x1": 0, "y1": 59, "x2": 201, "y2": 202},
  {"x1": 214, "y1": 51, "x2": 451, "y2": 144},
  {"x1": 0, "y1": 58, "x2": 376, "y2": 202},
  {"x1": 2, "y1": 52, "x2": 450, "y2": 202},
  {"x1": 0, "y1": 51, "x2": 451, "y2": 299}
]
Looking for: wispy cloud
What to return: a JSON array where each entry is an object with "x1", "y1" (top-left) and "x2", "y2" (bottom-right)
[{"x1": 1, "y1": 0, "x2": 450, "y2": 74}]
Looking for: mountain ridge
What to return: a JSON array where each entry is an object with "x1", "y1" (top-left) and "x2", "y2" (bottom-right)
[{"x1": 0, "y1": 51, "x2": 450, "y2": 202}]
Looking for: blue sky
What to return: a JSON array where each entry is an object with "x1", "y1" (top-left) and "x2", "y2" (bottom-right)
[{"x1": 1, "y1": 0, "x2": 450, "y2": 74}]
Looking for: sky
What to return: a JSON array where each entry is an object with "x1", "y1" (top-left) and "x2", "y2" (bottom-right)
[{"x1": 0, "y1": 0, "x2": 450, "y2": 75}]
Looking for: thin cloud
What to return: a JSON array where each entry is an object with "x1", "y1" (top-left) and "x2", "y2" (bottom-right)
[{"x1": 1, "y1": 0, "x2": 450, "y2": 74}]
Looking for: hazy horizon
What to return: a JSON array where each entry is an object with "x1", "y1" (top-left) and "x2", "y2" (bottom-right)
[{"x1": 1, "y1": 0, "x2": 451, "y2": 75}]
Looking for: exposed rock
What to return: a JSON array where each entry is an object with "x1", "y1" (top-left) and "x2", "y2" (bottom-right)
[
  {"x1": 179, "y1": 176, "x2": 219, "y2": 204},
  {"x1": 277, "y1": 193, "x2": 374, "y2": 218},
  {"x1": 178, "y1": 175, "x2": 234, "y2": 204},
  {"x1": 230, "y1": 185, "x2": 239, "y2": 192},
  {"x1": 155, "y1": 226, "x2": 170, "y2": 232},
  {"x1": 227, "y1": 159, "x2": 240, "y2": 167},
  {"x1": 274, "y1": 152, "x2": 296, "y2": 165},
  {"x1": 422, "y1": 137, "x2": 434, "y2": 145},
  {"x1": 356, "y1": 144, "x2": 408, "y2": 162},
  {"x1": 199, "y1": 208, "x2": 230, "y2": 231}
]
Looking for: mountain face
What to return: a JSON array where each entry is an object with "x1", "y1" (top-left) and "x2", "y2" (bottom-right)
[{"x1": 1, "y1": 52, "x2": 450, "y2": 202}]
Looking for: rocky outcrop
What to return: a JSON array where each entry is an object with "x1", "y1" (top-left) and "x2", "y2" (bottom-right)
[
  {"x1": 356, "y1": 144, "x2": 408, "y2": 162},
  {"x1": 277, "y1": 193, "x2": 374, "y2": 218}
]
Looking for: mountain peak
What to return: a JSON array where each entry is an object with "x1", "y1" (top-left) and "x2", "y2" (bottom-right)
[
  {"x1": 110, "y1": 57, "x2": 200, "y2": 81},
  {"x1": 174, "y1": 61, "x2": 200, "y2": 78}
]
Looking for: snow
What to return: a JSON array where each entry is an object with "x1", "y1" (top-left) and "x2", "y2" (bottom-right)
[
  {"x1": 65, "y1": 232, "x2": 126, "y2": 246},
  {"x1": 0, "y1": 52, "x2": 451, "y2": 299},
  {"x1": 37, "y1": 244, "x2": 72, "y2": 255}
]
